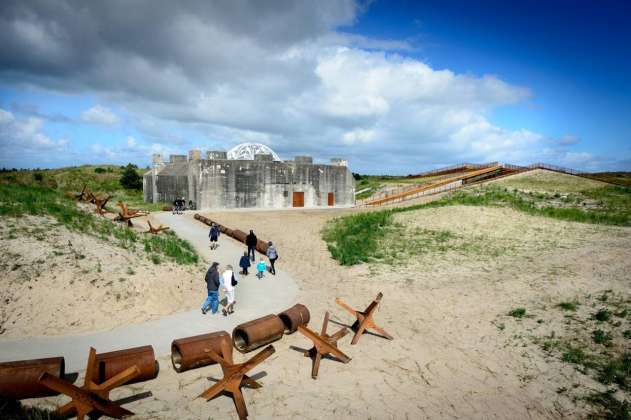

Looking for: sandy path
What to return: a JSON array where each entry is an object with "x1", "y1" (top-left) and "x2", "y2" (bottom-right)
[{"x1": 0, "y1": 212, "x2": 298, "y2": 372}]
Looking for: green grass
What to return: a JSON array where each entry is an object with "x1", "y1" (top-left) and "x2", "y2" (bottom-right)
[
  {"x1": 0, "y1": 165, "x2": 168, "y2": 211},
  {"x1": 322, "y1": 211, "x2": 393, "y2": 265},
  {"x1": 143, "y1": 231, "x2": 198, "y2": 265},
  {"x1": 0, "y1": 183, "x2": 197, "y2": 264},
  {"x1": 599, "y1": 353, "x2": 631, "y2": 391},
  {"x1": 559, "y1": 301, "x2": 580, "y2": 311},
  {"x1": 593, "y1": 329, "x2": 613, "y2": 346},
  {"x1": 323, "y1": 183, "x2": 631, "y2": 266},
  {"x1": 585, "y1": 390, "x2": 630, "y2": 420},
  {"x1": 595, "y1": 309, "x2": 613, "y2": 322},
  {"x1": 0, "y1": 396, "x2": 61, "y2": 420},
  {"x1": 508, "y1": 308, "x2": 527, "y2": 318},
  {"x1": 585, "y1": 172, "x2": 631, "y2": 187}
]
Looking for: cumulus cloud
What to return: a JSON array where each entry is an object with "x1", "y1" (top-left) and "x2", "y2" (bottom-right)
[
  {"x1": 0, "y1": 1, "x2": 621, "y2": 172},
  {"x1": 81, "y1": 105, "x2": 119, "y2": 126},
  {"x1": 0, "y1": 108, "x2": 69, "y2": 166}
]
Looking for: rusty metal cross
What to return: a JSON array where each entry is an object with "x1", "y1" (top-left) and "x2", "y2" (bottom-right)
[
  {"x1": 38, "y1": 347, "x2": 140, "y2": 420},
  {"x1": 198, "y1": 345, "x2": 275, "y2": 420},
  {"x1": 146, "y1": 220, "x2": 170, "y2": 234},
  {"x1": 297, "y1": 311, "x2": 351, "y2": 379},
  {"x1": 335, "y1": 292, "x2": 394, "y2": 345}
]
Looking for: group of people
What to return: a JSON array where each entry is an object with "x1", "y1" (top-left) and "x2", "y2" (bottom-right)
[
  {"x1": 201, "y1": 262, "x2": 236, "y2": 316},
  {"x1": 172, "y1": 198, "x2": 195, "y2": 215},
  {"x1": 201, "y1": 227, "x2": 279, "y2": 316}
]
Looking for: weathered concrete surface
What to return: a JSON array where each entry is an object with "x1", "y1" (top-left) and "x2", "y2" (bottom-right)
[{"x1": 144, "y1": 147, "x2": 355, "y2": 210}]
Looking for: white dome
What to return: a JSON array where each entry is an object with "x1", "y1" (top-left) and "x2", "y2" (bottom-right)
[{"x1": 227, "y1": 143, "x2": 281, "y2": 161}]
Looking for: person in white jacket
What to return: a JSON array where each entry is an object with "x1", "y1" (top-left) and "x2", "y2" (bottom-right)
[{"x1": 221, "y1": 265, "x2": 236, "y2": 316}]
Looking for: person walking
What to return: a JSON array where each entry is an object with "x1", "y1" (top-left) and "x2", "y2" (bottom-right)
[
  {"x1": 201, "y1": 262, "x2": 220, "y2": 314},
  {"x1": 209, "y1": 222, "x2": 221, "y2": 250},
  {"x1": 239, "y1": 251, "x2": 251, "y2": 275},
  {"x1": 246, "y1": 230, "x2": 257, "y2": 261},
  {"x1": 221, "y1": 265, "x2": 236, "y2": 316},
  {"x1": 266, "y1": 241, "x2": 278, "y2": 275},
  {"x1": 256, "y1": 259, "x2": 267, "y2": 279}
]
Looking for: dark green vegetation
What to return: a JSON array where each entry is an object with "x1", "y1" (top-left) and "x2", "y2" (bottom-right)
[
  {"x1": 120, "y1": 163, "x2": 143, "y2": 190},
  {"x1": 510, "y1": 290, "x2": 631, "y2": 419},
  {"x1": 585, "y1": 172, "x2": 631, "y2": 188},
  {"x1": 0, "y1": 165, "x2": 166, "y2": 211},
  {"x1": 143, "y1": 232, "x2": 198, "y2": 265},
  {"x1": 0, "y1": 396, "x2": 61, "y2": 420},
  {"x1": 0, "y1": 183, "x2": 197, "y2": 265},
  {"x1": 508, "y1": 308, "x2": 527, "y2": 318},
  {"x1": 323, "y1": 179, "x2": 631, "y2": 266}
]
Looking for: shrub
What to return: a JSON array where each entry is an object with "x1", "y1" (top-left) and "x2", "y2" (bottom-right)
[
  {"x1": 558, "y1": 301, "x2": 579, "y2": 311},
  {"x1": 594, "y1": 309, "x2": 612, "y2": 322},
  {"x1": 94, "y1": 167, "x2": 106, "y2": 174},
  {"x1": 33, "y1": 172, "x2": 44, "y2": 182},
  {"x1": 508, "y1": 308, "x2": 527, "y2": 318},
  {"x1": 120, "y1": 163, "x2": 142, "y2": 190},
  {"x1": 592, "y1": 329, "x2": 613, "y2": 345}
]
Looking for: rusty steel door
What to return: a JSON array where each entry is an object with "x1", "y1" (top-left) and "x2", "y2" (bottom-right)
[
  {"x1": 292, "y1": 192, "x2": 304, "y2": 207},
  {"x1": 327, "y1": 192, "x2": 334, "y2": 206}
]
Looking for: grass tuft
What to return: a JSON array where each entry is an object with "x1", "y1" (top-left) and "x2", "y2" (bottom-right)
[
  {"x1": 558, "y1": 301, "x2": 579, "y2": 311},
  {"x1": 508, "y1": 308, "x2": 527, "y2": 318}
]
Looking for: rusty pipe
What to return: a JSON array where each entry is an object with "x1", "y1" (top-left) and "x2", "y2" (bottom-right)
[
  {"x1": 90, "y1": 345, "x2": 158, "y2": 385},
  {"x1": 0, "y1": 357, "x2": 66, "y2": 400},
  {"x1": 171, "y1": 331, "x2": 232, "y2": 372},
  {"x1": 232, "y1": 229, "x2": 247, "y2": 243},
  {"x1": 255, "y1": 239, "x2": 269, "y2": 254},
  {"x1": 278, "y1": 304, "x2": 310, "y2": 334},
  {"x1": 232, "y1": 314, "x2": 285, "y2": 353}
]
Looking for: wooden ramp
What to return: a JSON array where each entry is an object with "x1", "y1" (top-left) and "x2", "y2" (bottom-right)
[{"x1": 363, "y1": 165, "x2": 503, "y2": 207}]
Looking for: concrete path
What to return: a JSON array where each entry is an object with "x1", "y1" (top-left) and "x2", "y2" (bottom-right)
[{"x1": 0, "y1": 211, "x2": 298, "y2": 372}]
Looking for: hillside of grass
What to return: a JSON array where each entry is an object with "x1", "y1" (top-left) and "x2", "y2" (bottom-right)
[
  {"x1": 324, "y1": 172, "x2": 631, "y2": 265},
  {"x1": 585, "y1": 172, "x2": 631, "y2": 187},
  {"x1": 0, "y1": 165, "x2": 167, "y2": 211},
  {"x1": 0, "y1": 182, "x2": 198, "y2": 265}
]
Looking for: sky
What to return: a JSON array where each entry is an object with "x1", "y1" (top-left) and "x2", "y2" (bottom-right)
[{"x1": 0, "y1": 0, "x2": 630, "y2": 174}]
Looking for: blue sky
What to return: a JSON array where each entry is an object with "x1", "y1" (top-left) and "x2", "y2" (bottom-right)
[{"x1": 1, "y1": 0, "x2": 629, "y2": 173}]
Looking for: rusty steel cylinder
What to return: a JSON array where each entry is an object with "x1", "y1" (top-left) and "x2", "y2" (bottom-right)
[
  {"x1": 90, "y1": 345, "x2": 158, "y2": 385},
  {"x1": 232, "y1": 229, "x2": 247, "y2": 243},
  {"x1": 232, "y1": 314, "x2": 285, "y2": 353},
  {"x1": 256, "y1": 239, "x2": 269, "y2": 254},
  {"x1": 278, "y1": 304, "x2": 311, "y2": 334},
  {"x1": 171, "y1": 331, "x2": 232, "y2": 372},
  {"x1": 0, "y1": 357, "x2": 65, "y2": 400}
]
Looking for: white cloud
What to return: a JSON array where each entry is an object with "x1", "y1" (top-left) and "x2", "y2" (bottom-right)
[
  {"x1": 0, "y1": 2, "x2": 626, "y2": 172},
  {"x1": 81, "y1": 105, "x2": 119, "y2": 126},
  {"x1": 0, "y1": 108, "x2": 69, "y2": 167}
]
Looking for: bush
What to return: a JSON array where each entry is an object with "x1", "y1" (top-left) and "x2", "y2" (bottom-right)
[
  {"x1": 120, "y1": 163, "x2": 142, "y2": 190},
  {"x1": 94, "y1": 167, "x2": 106, "y2": 174},
  {"x1": 33, "y1": 172, "x2": 44, "y2": 182},
  {"x1": 508, "y1": 308, "x2": 527, "y2": 318}
]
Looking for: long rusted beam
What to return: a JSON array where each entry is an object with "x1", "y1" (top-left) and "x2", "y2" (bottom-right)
[{"x1": 0, "y1": 357, "x2": 66, "y2": 400}]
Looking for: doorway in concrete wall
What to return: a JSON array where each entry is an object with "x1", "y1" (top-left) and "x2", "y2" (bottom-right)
[
  {"x1": 292, "y1": 191, "x2": 304, "y2": 207},
  {"x1": 327, "y1": 192, "x2": 334, "y2": 206}
]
